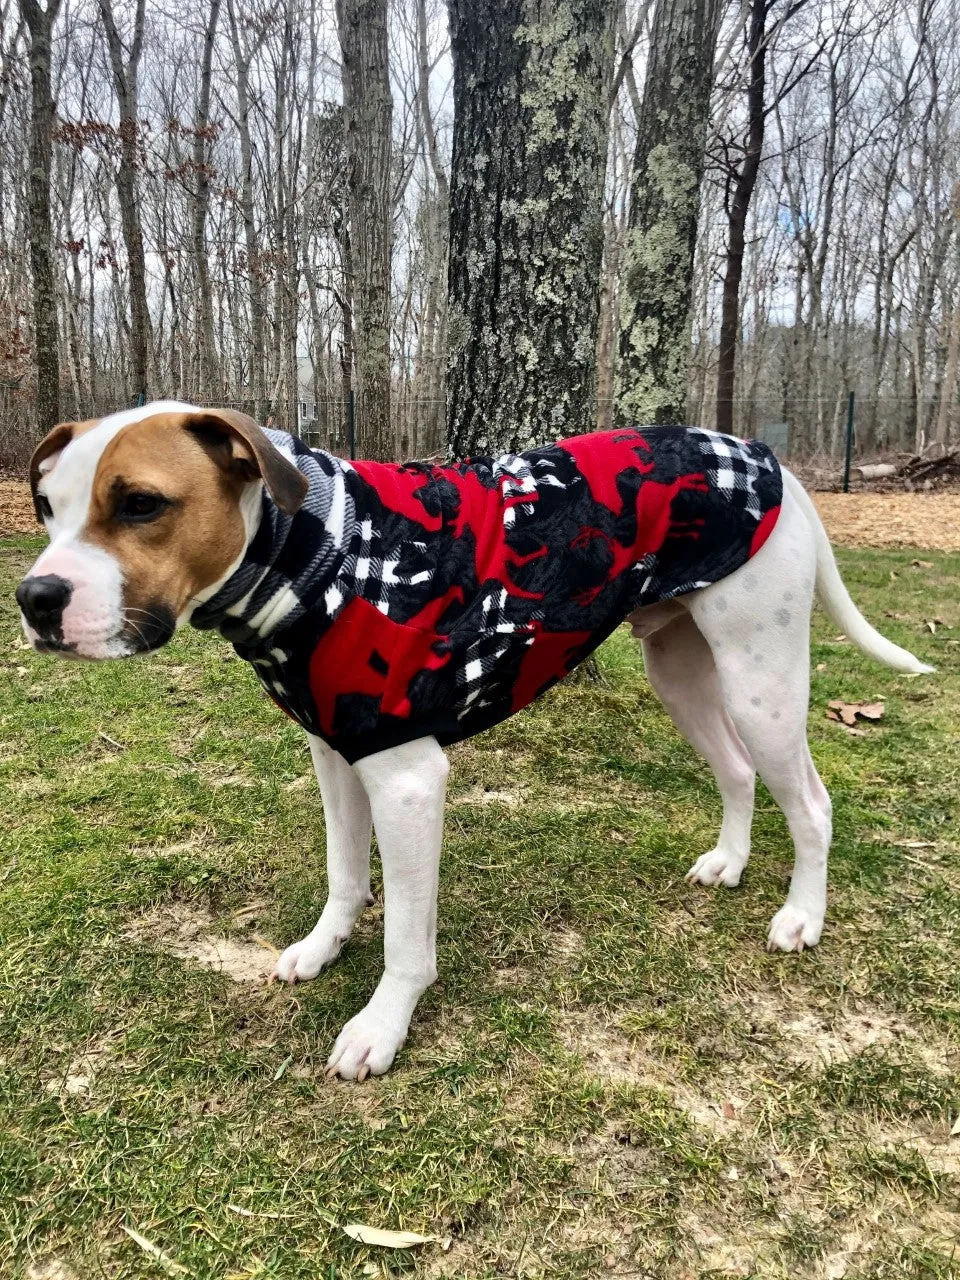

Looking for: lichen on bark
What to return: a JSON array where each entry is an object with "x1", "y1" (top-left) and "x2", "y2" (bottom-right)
[
  {"x1": 616, "y1": 0, "x2": 722, "y2": 427},
  {"x1": 446, "y1": 0, "x2": 615, "y2": 458}
]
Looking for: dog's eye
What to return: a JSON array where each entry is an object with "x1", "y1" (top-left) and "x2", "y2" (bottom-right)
[
  {"x1": 116, "y1": 492, "x2": 169, "y2": 523},
  {"x1": 37, "y1": 494, "x2": 53, "y2": 521}
]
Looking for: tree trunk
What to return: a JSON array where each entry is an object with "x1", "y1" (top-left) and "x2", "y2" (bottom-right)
[
  {"x1": 716, "y1": 0, "x2": 769, "y2": 437},
  {"x1": 192, "y1": 0, "x2": 221, "y2": 401},
  {"x1": 337, "y1": 0, "x2": 393, "y2": 460},
  {"x1": 98, "y1": 0, "x2": 152, "y2": 404},
  {"x1": 226, "y1": 0, "x2": 269, "y2": 421},
  {"x1": 446, "y1": 0, "x2": 614, "y2": 457},
  {"x1": 19, "y1": 0, "x2": 63, "y2": 436},
  {"x1": 617, "y1": 0, "x2": 722, "y2": 425}
]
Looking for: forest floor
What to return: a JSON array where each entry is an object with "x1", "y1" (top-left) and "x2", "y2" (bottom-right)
[
  {"x1": 1, "y1": 486, "x2": 960, "y2": 1269},
  {"x1": 4, "y1": 476, "x2": 960, "y2": 550},
  {"x1": 0, "y1": 528, "x2": 958, "y2": 1279}
]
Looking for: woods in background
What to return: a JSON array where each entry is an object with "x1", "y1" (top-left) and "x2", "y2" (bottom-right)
[{"x1": 2, "y1": 0, "x2": 959, "y2": 465}]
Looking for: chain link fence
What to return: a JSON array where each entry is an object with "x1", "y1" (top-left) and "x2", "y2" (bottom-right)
[{"x1": 1, "y1": 385, "x2": 952, "y2": 476}]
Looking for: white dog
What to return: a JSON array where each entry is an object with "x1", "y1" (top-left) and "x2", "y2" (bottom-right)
[{"x1": 15, "y1": 402, "x2": 931, "y2": 1079}]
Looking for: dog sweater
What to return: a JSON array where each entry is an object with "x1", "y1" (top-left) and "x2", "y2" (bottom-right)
[{"x1": 191, "y1": 426, "x2": 782, "y2": 762}]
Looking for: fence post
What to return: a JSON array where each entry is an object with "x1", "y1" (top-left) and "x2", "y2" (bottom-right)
[
  {"x1": 842, "y1": 390, "x2": 855, "y2": 493},
  {"x1": 347, "y1": 388, "x2": 356, "y2": 460}
]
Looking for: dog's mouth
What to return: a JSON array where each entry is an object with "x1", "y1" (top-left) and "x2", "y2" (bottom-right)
[
  {"x1": 119, "y1": 604, "x2": 176, "y2": 655},
  {"x1": 33, "y1": 635, "x2": 79, "y2": 655},
  {"x1": 24, "y1": 605, "x2": 175, "y2": 660}
]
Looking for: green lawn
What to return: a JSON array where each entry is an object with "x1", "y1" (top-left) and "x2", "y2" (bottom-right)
[{"x1": 0, "y1": 535, "x2": 958, "y2": 1280}]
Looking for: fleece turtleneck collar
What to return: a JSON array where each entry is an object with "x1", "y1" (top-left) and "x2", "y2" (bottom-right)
[{"x1": 189, "y1": 430, "x2": 355, "y2": 654}]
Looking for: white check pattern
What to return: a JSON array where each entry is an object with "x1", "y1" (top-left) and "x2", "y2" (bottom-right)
[
  {"x1": 690, "y1": 428, "x2": 774, "y2": 521},
  {"x1": 332, "y1": 516, "x2": 432, "y2": 619},
  {"x1": 454, "y1": 587, "x2": 534, "y2": 718}
]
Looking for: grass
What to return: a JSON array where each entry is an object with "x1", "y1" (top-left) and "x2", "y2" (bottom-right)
[{"x1": 0, "y1": 534, "x2": 958, "y2": 1279}]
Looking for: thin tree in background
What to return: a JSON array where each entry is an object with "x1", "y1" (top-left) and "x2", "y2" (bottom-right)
[
  {"x1": 446, "y1": 0, "x2": 614, "y2": 458},
  {"x1": 715, "y1": 0, "x2": 814, "y2": 436},
  {"x1": 19, "y1": 0, "x2": 63, "y2": 436},
  {"x1": 191, "y1": 0, "x2": 222, "y2": 402},
  {"x1": 97, "y1": 0, "x2": 152, "y2": 405},
  {"x1": 617, "y1": 0, "x2": 722, "y2": 425},
  {"x1": 337, "y1": 0, "x2": 393, "y2": 459}
]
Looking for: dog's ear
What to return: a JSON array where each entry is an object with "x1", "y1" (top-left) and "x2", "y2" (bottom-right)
[
  {"x1": 29, "y1": 421, "x2": 83, "y2": 521},
  {"x1": 183, "y1": 409, "x2": 308, "y2": 515}
]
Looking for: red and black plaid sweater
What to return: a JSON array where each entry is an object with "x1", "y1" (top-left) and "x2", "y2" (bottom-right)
[{"x1": 192, "y1": 425, "x2": 782, "y2": 762}]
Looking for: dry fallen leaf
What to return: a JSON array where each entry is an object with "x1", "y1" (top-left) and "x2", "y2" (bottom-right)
[
  {"x1": 826, "y1": 699, "x2": 885, "y2": 729},
  {"x1": 341, "y1": 1223, "x2": 443, "y2": 1249},
  {"x1": 120, "y1": 1227, "x2": 188, "y2": 1275},
  {"x1": 910, "y1": 559, "x2": 934, "y2": 568},
  {"x1": 722, "y1": 1100, "x2": 737, "y2": 1120}
]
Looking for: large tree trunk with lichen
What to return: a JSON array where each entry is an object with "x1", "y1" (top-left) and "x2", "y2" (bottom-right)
[
  {"x1": 446, "y1": 0, "x2": 614, "y2": 458},
  {"x1": 337, "y1": 0, "x2": 393, "y2": 460},
  {"x1": 617, "y1": 0, "x2": 722, "y2": 425},
  {"x1": 19, "y1": 0, "x2": 63, "y2": 436}
]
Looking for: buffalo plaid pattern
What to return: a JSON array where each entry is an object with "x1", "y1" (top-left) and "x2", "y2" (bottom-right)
[
  {"x1": 453, "y1": 587, "x2": 534, "y2": 717},
  {"x1": 690, "y1": 428, "x2": 775, "y2": 521},
  {"x1": 324, "y1": 516, "x2": 433, "y2": 620}
]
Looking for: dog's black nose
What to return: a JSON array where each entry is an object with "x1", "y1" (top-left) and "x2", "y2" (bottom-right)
[{"x1": 15, "y1": 574, "x2": 73, "y2": 632}]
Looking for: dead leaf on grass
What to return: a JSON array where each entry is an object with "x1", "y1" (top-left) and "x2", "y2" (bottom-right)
[
  {"x1": 826, "y1": 700, "x2": 885, "y2": 730},
  {"x1": 910, "y1": 559, "x2": 934, "y2": 568},
  {"x1": 341, "y1": 1223, "x2": 448, "y2": 1250},
  {"x1": 120, "y1": 1227, "x2": 188, "y2": 1275}
]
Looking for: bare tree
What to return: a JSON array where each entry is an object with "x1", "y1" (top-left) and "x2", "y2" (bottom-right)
[
  {"x1": 97, "y1": 0, "x2": 152, "y2": 404},
  {"x1": 446, "y1": 0, "x2": 614, "y2": 457},
  {"x1": 19, "y1": 0, "x2": 63, "y2": 435},
  {"x1": 337, "y1": 0, "x2": 393, "y2": 459},
  {"x1": 617, "y1": 0, "x2": 723, "y2": 425}
]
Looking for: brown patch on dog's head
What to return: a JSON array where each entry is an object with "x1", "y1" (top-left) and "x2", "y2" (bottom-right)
[
  {"x1": 76, "y1": 408, "x2": 306, "y2": 646},
  {"x1": 29, "y1": 418, "x2": 102, "y2": 520}
]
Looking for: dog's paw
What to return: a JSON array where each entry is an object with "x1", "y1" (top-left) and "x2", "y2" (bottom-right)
[
  {"x1": 325, "y1": 1006, "x2": 408, "y2": 1082},
  {"x1": 685, "y1": 848, "x2": 747, "y2": 888},
  {"x1": 271, "y1": 928, "x2": 346, "y2": 984},
  {"x1": 766, "y1": 903, "x2": 823, "y2": 953}
]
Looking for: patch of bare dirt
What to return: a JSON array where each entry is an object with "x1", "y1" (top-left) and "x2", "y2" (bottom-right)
[
  {"x1": 734, "y1": 990, "x2": 957, "y2": 1076},
  {"x1": 124, "y1": 903, "x2": 276, "y2": 983},
  {"x1": 448, "y1": 785, "x2": 524, "y2": 808},
  {"x1": 0, "y1": 479, "x2": 36, "y2": 535},
  {"x1": 556, "y1": 1011, "x2": 745, "y2": 1138},
  {"x1": 813, "y1": 491, "x2": 960, "y2": 550},
  {"x1": 26, "y1": 1261, "x2": 80, "y2": 1280}
]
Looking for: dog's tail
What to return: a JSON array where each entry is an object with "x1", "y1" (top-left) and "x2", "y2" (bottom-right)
[{"x1": 782, "y1": 469, "x2": 934, "y2": 674}]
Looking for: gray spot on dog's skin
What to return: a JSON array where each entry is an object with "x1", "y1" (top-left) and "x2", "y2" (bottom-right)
[
  {"x1": 743, "y1": 642, "x2": 752, "y2": 654},
  {"x1": 751, "y1": 696, "x2": 762, "y2": 707},
  {"x1": 776, "y1": 608, "x2": 791, "y2": 627},
  {"x1": 771, "y1": 710, "x2": 781, "y2": 720},
  {"x1": 754, "y1": 653, "x2": 763, "y2": 663},
  {"x1": 716, "y1": 598, "x2": 728, "y2": 613},
  {"x1": 783, "y1": 591, "x2": 793, "y2": 602},
  {"x1": 755, "y1": 622, "x2": 764, "y2": 633},
  {"x1": 745, "y1": 573, "x2": 758, "y2": 589}
]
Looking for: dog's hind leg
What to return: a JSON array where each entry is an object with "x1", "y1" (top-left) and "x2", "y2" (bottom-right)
[
  {"x1": 272, "y1": 734, "x2": 374, "y2": 983},
  {"x1": 641, "y1": 611, "x2": 756, "y2": 887},
  {"x1": 686, "y1": 489, "x2": 831, "y2": 952}
]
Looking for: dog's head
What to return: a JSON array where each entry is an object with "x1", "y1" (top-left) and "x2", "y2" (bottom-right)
[{"x1": 15, "y1": 402, "x2": 307, "y2": 659}]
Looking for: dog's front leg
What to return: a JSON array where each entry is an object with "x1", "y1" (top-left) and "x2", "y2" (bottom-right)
[
  {"x1": 326, "y1": 736, "x2": 448, "y2": 1080},
  {"x1": 273, "y1": 735, "x2": 373, "y2": 982}
]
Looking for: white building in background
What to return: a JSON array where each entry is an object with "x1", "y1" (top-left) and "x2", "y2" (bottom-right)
[{"x1": 296, "y1": 356, "x2": 316, "y2": 433}]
